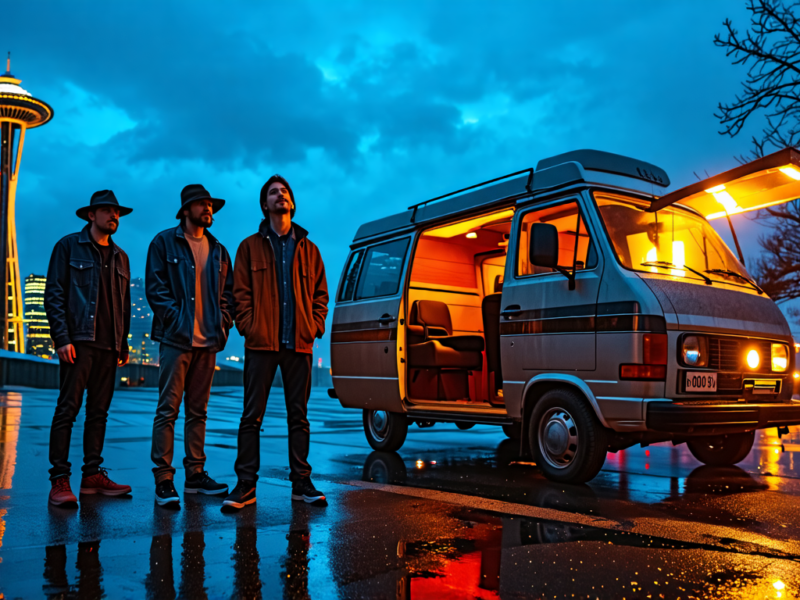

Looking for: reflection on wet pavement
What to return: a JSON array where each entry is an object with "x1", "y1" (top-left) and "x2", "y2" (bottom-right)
[{"x1": 1, "y1": 387, "x2": 800, "y2": 598}]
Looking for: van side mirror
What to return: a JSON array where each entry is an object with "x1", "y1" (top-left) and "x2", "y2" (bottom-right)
[
  {"x1": 529, "y1": 223, "x2": 559, "y2": 267},
  {"x1": 528, "y1": 222, "x2": 576, "y2": 290}
]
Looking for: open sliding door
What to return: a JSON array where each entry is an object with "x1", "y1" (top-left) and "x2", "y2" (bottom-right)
[{"x1": 331, "y1": 236, "x2": 413, "y2": 412}]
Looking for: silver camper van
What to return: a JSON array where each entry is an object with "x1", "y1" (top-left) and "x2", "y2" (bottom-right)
[{"x1": 329, "y1": 148, "x2": 800, "y2": 483}]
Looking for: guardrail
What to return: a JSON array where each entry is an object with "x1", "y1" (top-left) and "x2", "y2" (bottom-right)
[{"x1": 0, "y1": 350, "x2": 333, "y2": 390}]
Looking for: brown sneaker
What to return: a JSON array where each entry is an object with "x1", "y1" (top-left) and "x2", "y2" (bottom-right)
[
  {"x1": 49, "y1": 476, "x2": 78, "y2": 507},
  {"x1": 80, "y1": 469, "x2": 132, "y2": 496}
]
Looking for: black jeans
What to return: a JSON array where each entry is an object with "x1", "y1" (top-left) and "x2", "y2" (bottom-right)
[
  {"x1": 151, "y1": 343, "x2": 217, "y2": 483},
  {"x1": 48, "y1": 344, "x2": 117, "y2": 480},
  {"x1": 234, "y1": 347, "x2": 312, "y2": 483}
]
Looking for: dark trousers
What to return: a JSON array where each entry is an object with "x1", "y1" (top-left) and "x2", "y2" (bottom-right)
[
  {"x1": 48, "y1": 344, "x2": 117, "y2": 480},
  {"x1": 151, "y1": 343, "x2": 216, "y2": 483},
  {"x1": 234, "y1": 347, "x2": 312, "y2": 483}
]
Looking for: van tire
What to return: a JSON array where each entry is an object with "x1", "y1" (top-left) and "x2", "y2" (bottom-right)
[
  {"x1": 687, "y1": 431, "x2": 755, "y2": 466},
  {"x1": 529, "y1": 388, "x2": 609, "y2": 484},
  {"x1": 363, "y1": 410, "x2": 408, "y2": 452}
]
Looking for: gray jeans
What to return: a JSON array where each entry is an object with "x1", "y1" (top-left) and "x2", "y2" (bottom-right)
[{"x1": 151, "y1": 343, "x2": 216, "y2": 483}]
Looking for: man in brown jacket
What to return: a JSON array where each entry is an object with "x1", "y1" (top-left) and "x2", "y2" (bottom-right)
[{"x1": 223, "y1": 175, "x2": 329, "y2": 510}]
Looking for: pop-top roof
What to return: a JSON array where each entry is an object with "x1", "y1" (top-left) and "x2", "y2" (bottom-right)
[
  {"x1": 650, "y1": 147, "x2": 800, "y2": 220},
  {"x1": 536, "y1": 149, "x2": 670, "y2": 187},
  {"x1": 353, "y1": 149, "x2": 670, "y2": 242}
]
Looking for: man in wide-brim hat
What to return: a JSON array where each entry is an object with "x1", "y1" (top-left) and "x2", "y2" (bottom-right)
[
  {"x1": 44, "y1": 189, "x2": 134, "y2": 507},
  {"x1": 145, "y1": 184, "x2": 234, "y2": 507}
]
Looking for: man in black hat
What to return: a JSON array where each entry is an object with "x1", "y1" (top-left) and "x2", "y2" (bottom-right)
[
  {"x1": 146, "y1": 184, "x2": 234, "y2": 507},
  {"x1": 44, "y1": 190, "x2": 134, "y2": 507}
]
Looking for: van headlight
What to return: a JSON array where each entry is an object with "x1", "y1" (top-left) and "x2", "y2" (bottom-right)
[
  {"x1": 771, "y1": 343, "x2": 789, "y2": 372},
  {"x1": 681, "y1": 335, "x2": 708, "y2": 367}
]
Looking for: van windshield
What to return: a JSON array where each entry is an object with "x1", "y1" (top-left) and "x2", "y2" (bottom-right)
[{"x1": 594, "y1": 192, "x2": 754, "y2": 287}]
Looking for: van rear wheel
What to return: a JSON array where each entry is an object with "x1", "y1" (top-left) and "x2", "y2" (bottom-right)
[
  {"x1": 363, "y1": 410, "x2": 409, "y2": 452},
  {"x1": 687, "y1": 431, "x2": 755, "y2": 466},
  {"x1": 529, "y1": 388, "x2": 609, "y2": 484}
]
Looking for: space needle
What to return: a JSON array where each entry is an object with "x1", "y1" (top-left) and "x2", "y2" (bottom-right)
[{"x1": 0, "y1": 55, "x2": 53, "y2": 352}]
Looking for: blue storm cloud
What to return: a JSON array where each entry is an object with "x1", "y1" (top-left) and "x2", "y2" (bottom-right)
[{"x1": 5, "y1": 0, "x2": 777, "y2": 361}]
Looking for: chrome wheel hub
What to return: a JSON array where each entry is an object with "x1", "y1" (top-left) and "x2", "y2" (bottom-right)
[
  {"x1": 370, "y1": 410, "x2": 389, "y2": 441},
  {"x1": 538, "y1": 408, "x2": 579, "y2": 469}
]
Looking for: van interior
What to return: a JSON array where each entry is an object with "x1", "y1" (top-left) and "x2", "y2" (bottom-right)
[
  {"x1": 404, "y1": 203, "x2": 591, "y2": 407},
  {"x1": 406, "y1": 208, "x2": 514, "y2": 407}
]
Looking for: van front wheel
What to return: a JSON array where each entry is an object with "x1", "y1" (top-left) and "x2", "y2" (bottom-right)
[
  {"x1": 687, "y1": 431, "x2": 755, "y2": 466},
  {"x1": 529, "y1": 388, "x2": 609, "y2": 484},
  {"x1": 363, "y1": 410, "x2": 409, "y2": 452}
]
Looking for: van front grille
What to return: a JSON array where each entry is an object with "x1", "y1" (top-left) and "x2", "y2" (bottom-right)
[
  {"x1": 707, "y1": 337, "x2": 773, "y2": 372},
  {"x1": 709, "y1": 338, "x2": 740, "y2": 371}
]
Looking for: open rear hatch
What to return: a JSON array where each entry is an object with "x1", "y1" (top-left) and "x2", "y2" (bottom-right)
[{"x1": 649, "y1": 147, "x2": 800, "y2": 219}]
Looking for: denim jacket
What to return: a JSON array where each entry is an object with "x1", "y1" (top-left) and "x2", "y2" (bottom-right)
[
  {"x1": 44, "y1": 224, "x2": 131, "y2": 355},
  {"x1": 145, "y1": 225, "x2": 234, "y2": 352}
]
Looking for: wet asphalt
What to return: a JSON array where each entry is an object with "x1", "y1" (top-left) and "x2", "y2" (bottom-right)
[{"x1": 1, "y1": 386, "x2": 799, "y2": 599}]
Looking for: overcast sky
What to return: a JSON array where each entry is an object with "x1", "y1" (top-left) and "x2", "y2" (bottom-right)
[{"x1": 6, "y1": 0, "x2": 780, "y2": 362}]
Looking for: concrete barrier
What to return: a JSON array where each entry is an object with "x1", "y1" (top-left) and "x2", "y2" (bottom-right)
[{"x1": 0, "y1": 349, "x2": 332, "y2": 390}]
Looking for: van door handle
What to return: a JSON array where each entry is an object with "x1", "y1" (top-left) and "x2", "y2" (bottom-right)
[
  {"x1": 501, "y1": 305, "x2": 522, "y2": 319},
  {"x1": 378, "y1": 314, "x2": 396, "y2": 325}
]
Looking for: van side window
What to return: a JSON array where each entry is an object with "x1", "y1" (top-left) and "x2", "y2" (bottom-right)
[
  {"x1": 355, "y1": 238, "x2": 410, "y2": 300},
  {"x1": 517, "y1": 201, "x2": 596, "y2": 276},
  {"x1": 338, "y1": 250, "x2": 365, "y2": 302}
]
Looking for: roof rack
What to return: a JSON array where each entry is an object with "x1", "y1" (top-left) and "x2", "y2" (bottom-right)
[{"x1": 408, "y1": 168, "x2": 534, "y2": 223}]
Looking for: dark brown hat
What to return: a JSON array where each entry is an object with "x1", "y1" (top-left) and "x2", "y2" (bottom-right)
[
  {"x1": 176, "y1": 184, "x2": 225, "y2": 219},
  {"x1": 76, "y1": 190, "x2": 133, "y2": 221}
]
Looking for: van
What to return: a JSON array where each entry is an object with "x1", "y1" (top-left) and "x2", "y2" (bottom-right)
[{"x1": 329, "y1": 148, "x2": 800, "y2": 483}]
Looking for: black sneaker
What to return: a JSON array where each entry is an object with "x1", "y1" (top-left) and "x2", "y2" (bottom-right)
[
  {"x1": 155, "y1": 480, "x2": 180, "y2": 507},
  {"x1": 291, "y1": 479, "x2": 327, "y2": 506},
  {"x1": 184, "y1": 471, "x2": 229, "y2": 496},
  {"x1": 222, "y1": 480, "x2": 257, "y2": 510}
]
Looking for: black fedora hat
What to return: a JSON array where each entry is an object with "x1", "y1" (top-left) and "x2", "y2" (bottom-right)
[
  {"x1": 176, "y1": 184, "x2": 225, "y2": 219},
  {"x1": 76, "y1": 190, "x2": 133, "y2": 221}
]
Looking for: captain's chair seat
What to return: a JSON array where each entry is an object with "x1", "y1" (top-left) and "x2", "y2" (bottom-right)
[{"x1": 407, "y1": 300, "x2": 483, "y2": 369}]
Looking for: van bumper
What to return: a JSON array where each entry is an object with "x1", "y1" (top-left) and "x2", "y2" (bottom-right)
[{"x1": 646, "y1": 400, "x2": 800, "y2": 435}]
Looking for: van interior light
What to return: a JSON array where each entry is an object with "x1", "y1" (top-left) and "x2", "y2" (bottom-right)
[
  {"x1": 672, "y1": 241, "x2": 685, "y2": 266},
  {"x1": 705, "y1": 184, "x2": 727, "y2": 194},
  {"x1": 671, "y1": 241, "x2": 686, "y2": 276},
  {"x1": 712, "y1": 190, "x2": 742, "y2": 214},
  {"x1": 424, "y1": 209, "x2": 515, "y2": 238},
  {"x1": 780, "y1": 166, "x2": 800, "y2": 180},
  {"x1": 746, "y1": 349, "x2": 760, "y2": 369},
  {"x1": 466, "y1": 232, "x2": 477, "y2": 239},
  {"x1": 646, "y1": 247, "x2": 658, "y2": 273}
]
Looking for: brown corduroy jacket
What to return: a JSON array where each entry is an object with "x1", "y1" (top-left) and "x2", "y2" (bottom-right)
[{"x1": 233, "y1": 222, "x2": 328, "y2": 353}]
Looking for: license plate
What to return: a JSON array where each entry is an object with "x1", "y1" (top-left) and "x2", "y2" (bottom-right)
[{"x1": 685, "y1": 371, "x2": 717, "y2": 392}]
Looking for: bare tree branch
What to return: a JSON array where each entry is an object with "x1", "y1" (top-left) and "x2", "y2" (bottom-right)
[{"x1": 716, "y1": 0, "x2": 800, "y2": 321}]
